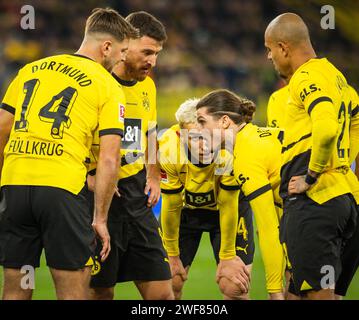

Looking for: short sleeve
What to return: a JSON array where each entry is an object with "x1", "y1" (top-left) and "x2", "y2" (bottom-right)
[
  {"x1": 0, "y1": 73, "x2": 21, "y2": 115},
  {"x1": 290, "y1": 69, "x2": 333, "y2": 115},
  {"x1": 98, "y1": 84, "x2": 125, "y2": 137}
]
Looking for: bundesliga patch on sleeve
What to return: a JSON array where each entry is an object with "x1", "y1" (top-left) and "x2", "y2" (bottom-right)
[
  {"x1": 119, "y1": 103, "x2": 125, "y2": 123},
  {"x1": 160, "y1": 169, "x2": 168, "y2": 183}
]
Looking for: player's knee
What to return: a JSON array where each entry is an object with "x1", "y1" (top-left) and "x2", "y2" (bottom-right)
[
  {"x1": 224, "y1": 292, "x2": 250, "y2": 300},
  {"x1": 158, "y1": 289, "x2": 175, "y2": 300},
  {"x1": 218, "y1": 277, "x2": 245, "y2": 300},
  {"x1": 90, "y1": 287, "x2": 114, "y2": 300},
  {"x1": 144, "y1": 287, "x2": 174, "y2": 300}
]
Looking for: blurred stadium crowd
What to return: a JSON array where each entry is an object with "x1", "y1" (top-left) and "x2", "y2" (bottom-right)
[{"x1": 1, "y1": 0, "x2": 358, "y2": 126}]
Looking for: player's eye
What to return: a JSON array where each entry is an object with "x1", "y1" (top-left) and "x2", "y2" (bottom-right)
[{"x1": 143, "y1": 50, "x2": 155, "y2": 56}]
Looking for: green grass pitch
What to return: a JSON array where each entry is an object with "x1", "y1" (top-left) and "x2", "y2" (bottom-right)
[{"x1": 0, "y1": 232, "x2": 358, "y2": 299}]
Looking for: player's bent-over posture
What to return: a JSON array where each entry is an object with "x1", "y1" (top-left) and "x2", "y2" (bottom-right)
[
  {"x1": 159, "y1": 98, "x2": 253, "y2": 300},
  {"x1": 195, "y1": 89, "x2": 287, "y2": 300}
]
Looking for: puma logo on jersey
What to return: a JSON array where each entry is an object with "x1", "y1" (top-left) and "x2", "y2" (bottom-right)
[{"x1": 236, "y1": 244, "x2": 249, "y2": 255}]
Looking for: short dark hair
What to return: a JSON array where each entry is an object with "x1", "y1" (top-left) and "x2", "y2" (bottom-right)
[
  {"x1": 126, "y1": 11, "x2": 167, "y2": 42},
  {"x1": 196, "y1": 89, "x2": 256, "y2": 124},
  {"x1": 85, "y1": 8, "x2": 138, "y2": 41}
]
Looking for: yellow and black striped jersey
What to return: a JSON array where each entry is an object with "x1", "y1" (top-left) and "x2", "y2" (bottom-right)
[
  {"x1": 267, "y1": 85, "x2": 289, "y2": 128},
  {"x1": 281, "y1": 58, "x2": 357, "y2": 204},
  {"x1": 232, "y1": 123, "x2": 285, "y2": 293},
  {"x1": 159, "y1": 124, "x2": 241, "y2": 260},
  {"x1": 0, "y1": 54, "x2": 125, "y2": 194},
  {"x1": 89, "y1": 74, "x2": 157, "y2": 183}
]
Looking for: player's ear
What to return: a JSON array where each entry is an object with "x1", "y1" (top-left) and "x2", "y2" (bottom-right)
[
  {"x1": 278, "y1": 41, "x2": 289, "y2": 58},
  {"x1": 221, "y1": 115, "x2": 231, "y2": 129},
  {"x1": 101, "y1": 40, "x2": 113, "y2": 58}
]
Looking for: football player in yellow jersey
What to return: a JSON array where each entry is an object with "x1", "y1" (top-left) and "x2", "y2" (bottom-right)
[
  {"x1": 264, "y1": 13, "x2": 359, "y2": 300},
  {"x1": 335, "y1": 85, "x2": 359, "y2": 298},
  {"x1": 87, "y1": 12, "x2": 173, "y2": 300},
  {"x1": 267, "y1": 82, "x2": 289, "y2": 128},
  {"x1": 159, "y1": 98, "x2": 253, "y2": 300},
  {"x1": 195, "y1": 89, "x2": 286, "y2": 300},
  {"x1": 0, "y1": 8, "x2": 138, "y2": 300}
]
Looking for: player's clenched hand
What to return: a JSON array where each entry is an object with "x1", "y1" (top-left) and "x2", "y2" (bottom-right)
[
  {"x1": 216, "y1": 256, "x2": 250, "y2": 294},
  {"x1": 144, "y1": 175, "x2": 161, "y2": 207},
  {"x1": 87, "y1": 175, "x2": 95, "y2": 192},
  {"x1": 92, "y1": 221, "x2": 111, "y2": 262},
  {"x1": 169, "y1": 256, "x2": 188, "y2": 282},
  {"x1": 288, "y1": 175, "x2": 310, "y2": 195}
]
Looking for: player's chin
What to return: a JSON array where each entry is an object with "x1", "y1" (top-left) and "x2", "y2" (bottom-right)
[
  {"x1": 134, "y1": 72, "x2": 147, "y2": 81},
  {"x1": 218, "y1": 277, "x2": 247, "y2": 299}
]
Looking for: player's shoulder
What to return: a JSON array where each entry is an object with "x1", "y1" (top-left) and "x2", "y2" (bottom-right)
[
  {"x1": 158, "y1": 125, "x2": 180, "y2": 157},
  {"x1": 270, "y1": 84, "x2": 289, "y2": 101},
  {"x1": 291, "y1": 58, "x2": 338, "y2": 87},
  {"x1": 159, "y1": 125, "x2": 183, "y2": 172},
  {"x1": 235, "y1": 124, "x2": 281, "y2": 158},
  {"x1": 159, "y1": 124, "x2": 179, "y2": 139},
  {"x1": 214, "y1": 148, "x2": 235, "y2": 175}
]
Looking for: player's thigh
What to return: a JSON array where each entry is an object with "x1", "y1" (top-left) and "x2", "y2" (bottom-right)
[
  {"x1": 90, "y1": 218, "x2": 124, "y2": 289},
  {"x1": 178, "y1": 209, "x2": 204, "y2": 268},
  {"x1": 135, "y1": 280, "x2": 174, "y2": 300},
  {"x1": 0, "y1": 186, "x2": 42, "y2": 269},
  {"x1": 335, "y1": 202, "x2": 359, "y2": 297},
  {"x1": 284, "y1": 193, "x2": 355, "y2": 294},
  {"x1": 117, "y1": 211, "x2": 171, "y2": 283},
  {"x1": 50, "y1": 266, "x2": 92, "y2": 300},
  {"x1": 32, "y1": 186, "x2": 96, "y2": 270}
]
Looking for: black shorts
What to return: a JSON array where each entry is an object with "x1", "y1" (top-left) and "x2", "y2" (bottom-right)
[
  {"x1": 90, "y1": 170, "x2": 171, "y2": 288},
  {"x1": 177, "y1": 198, "x2": 254, "y2": 268},
  {"x1": 335, "y1": 202, "x2": 359, "y2": 296},
  {"x1": 281, "y1": 193, "x2": 357, "y2": 295},
  {"x1": 0, "y1": 185, "x2": 95, "y2": 270}
]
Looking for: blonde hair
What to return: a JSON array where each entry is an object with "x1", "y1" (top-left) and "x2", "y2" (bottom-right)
[{"x1": 175, "y1": 98, "x2": 199, "y2": 128}]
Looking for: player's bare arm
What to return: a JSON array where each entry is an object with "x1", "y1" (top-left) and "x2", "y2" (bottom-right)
[
  {"x1": 144, "y1": 129, "x2": 161, "y2": 207},
  {"x1": 93, "y1": 134, "x2": 122, "y2": 261},
  {"x1": 0, "y1": 109, "x2": 14, "y2": 178}
]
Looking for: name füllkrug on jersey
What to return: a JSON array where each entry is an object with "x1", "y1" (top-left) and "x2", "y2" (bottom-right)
[{"x1": 7, "y1": 138, "x2": 63, "y2": 156}]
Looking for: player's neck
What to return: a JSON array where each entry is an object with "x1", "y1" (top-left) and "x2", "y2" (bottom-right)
[
  {"x1": 231, "y1": 122, "x2": 247, "y2": 146},
  {"x1": 289, "y1": 47, "x2": 317, "y2": 79},
  {"x1": 74, "y1": 48, "x2": 99, "y2": 64}
]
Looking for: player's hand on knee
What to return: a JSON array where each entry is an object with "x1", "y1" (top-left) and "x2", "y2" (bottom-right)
[
  {"x1": 169, "y1": 256, "x2": 187, "y2": 281},
  {"x1": 218, "y1": 275, "x2": 248, "y2": 299},
  {"x1": 92, "y1": 220, "x2": 111, "y2": 262},
  {"x1": 216, "y1": 256, "x2": 250, "y2": 285}
]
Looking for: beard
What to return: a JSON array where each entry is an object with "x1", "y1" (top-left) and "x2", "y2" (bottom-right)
[
  {"x1": 102, "y1": 57, "x2": 118, "y2": 72},
  {"x1": 124, "y1": 60, "x2": 151, "y2": 81}
]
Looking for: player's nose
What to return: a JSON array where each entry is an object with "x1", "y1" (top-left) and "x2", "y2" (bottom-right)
[{"x1": 147, "y1": 55, "x2": 157, "y2": 68}]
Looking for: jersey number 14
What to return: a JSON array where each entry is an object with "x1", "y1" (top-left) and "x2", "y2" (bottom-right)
[{"x1": 14, "y1": 78, "x2": 78, "y2": 139}]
